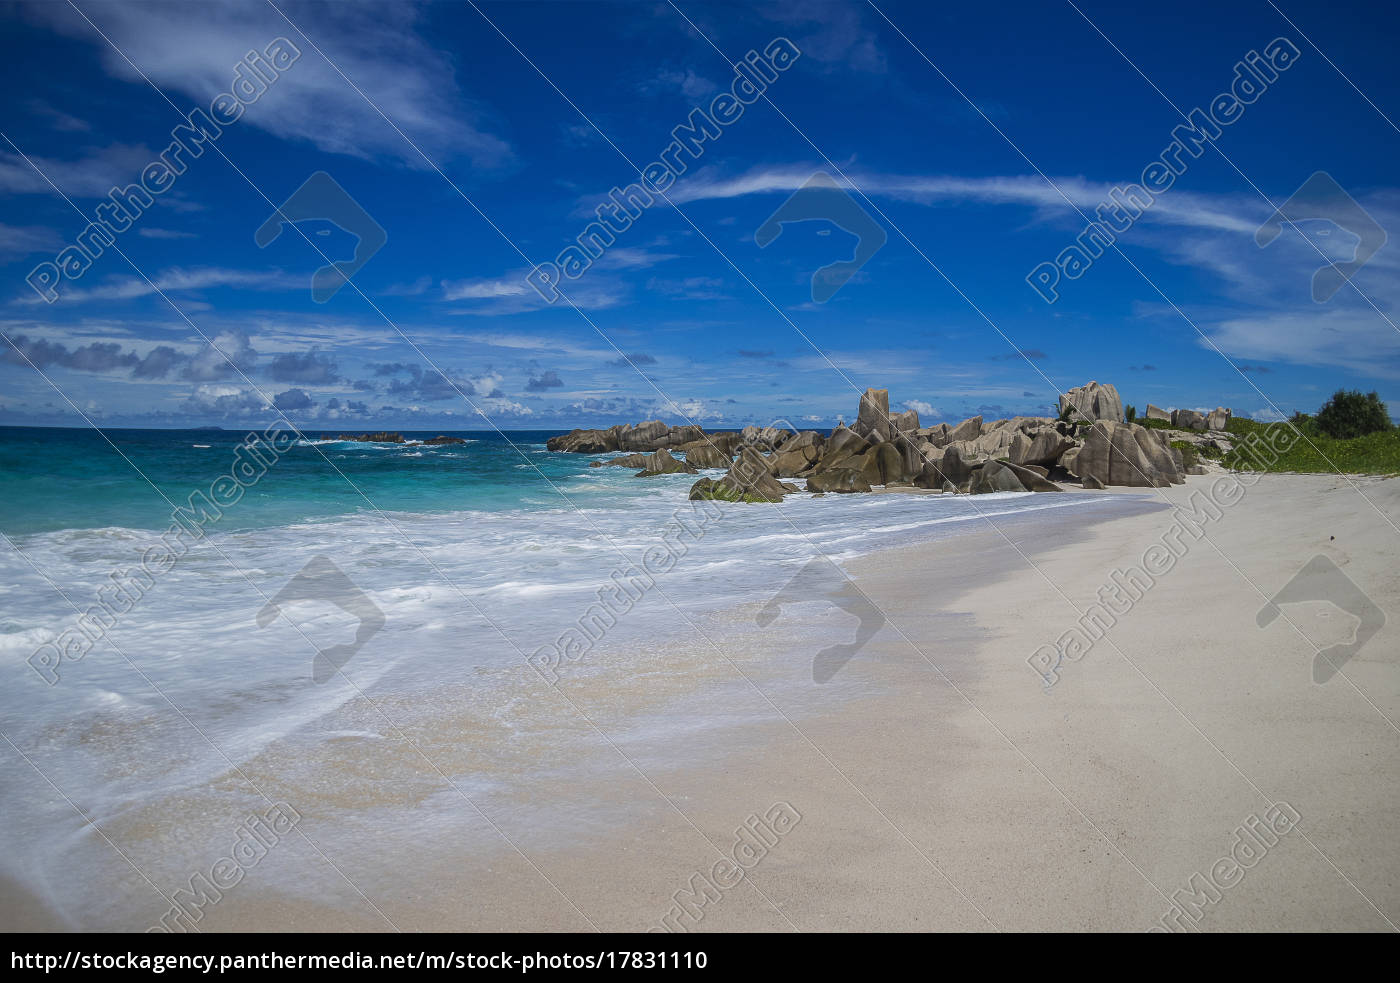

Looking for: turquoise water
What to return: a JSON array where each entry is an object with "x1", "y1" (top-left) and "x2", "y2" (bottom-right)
[{"x1": 0, "y1": 426, "x2": 603, "y2": 536}]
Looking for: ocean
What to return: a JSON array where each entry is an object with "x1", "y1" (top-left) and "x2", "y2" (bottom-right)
[{"x1": 0, "y1": 424, "x2": 1124, "y2": 927}]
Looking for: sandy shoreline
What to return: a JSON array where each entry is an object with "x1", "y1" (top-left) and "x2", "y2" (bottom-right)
[{"x1": 5, "y1": 473, "x2": 1396, "y2": 932}]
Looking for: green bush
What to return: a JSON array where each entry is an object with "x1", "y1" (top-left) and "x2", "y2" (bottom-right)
[
  {"x1": 1315, "y1": 389, "x2": 1393, "y2": 440},
  {"x1": 1125, "y1": 404, "x2": 1137, "y2": 423},
  {"x1": 1221, "y1": 420, "x2": 1400, "y2": 474},
  {"x1": 1170, "y1": 441, "x2": 1199, "y2": 469}
]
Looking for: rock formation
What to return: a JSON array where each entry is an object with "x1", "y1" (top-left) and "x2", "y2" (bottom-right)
[
  {"x1": 1074, "y1": 421, "x2": 1185, "y2": 487},
  {"x1": 1206, "y1": 406, "x2": 1232, "y2": 430},
  {"x1": 1170, "y1": 408, "x2": 1207, "y2": 431},
  {"x1": 689, "y1": 446, "x2": 790, "y2": 503},
  {"x1": 1059, "y1": 381, "x2": 1123, "y2": 423},
  {"x1": 546, "y1": 380, "x2": 1213, "y2": 501},
  {"x1": 635, "y1": 449, "x2": 698, "y2": 476}
]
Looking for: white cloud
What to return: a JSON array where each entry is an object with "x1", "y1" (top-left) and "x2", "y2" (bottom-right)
[
  {"x1": 19, "y1": 267, "x2": 307, "y2": 304},
  {"x1": 25, "y1": 0, "x2": 511, "y2": 169},
  {"x1": 0, "y1": 223, "x2": 64, "y2": 261},
  {"x1": 0, "y1": 142, "x2": 157, "y2": 197},
  {"x1": 442, "y1": 277, "x2": 529, "y2": 301}
]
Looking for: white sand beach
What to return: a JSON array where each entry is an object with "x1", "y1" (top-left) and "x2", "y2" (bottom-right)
[{"x1": 10, "y1": 472, "x2": 1393, "y2": 933}]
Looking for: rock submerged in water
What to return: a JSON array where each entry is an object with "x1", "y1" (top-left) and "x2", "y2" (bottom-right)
[
  {"x1": 681, "y1": 441, "x2": 733, "y2": 469},
  {"x1": 589, "y1": 453, "x2": 650, "y2": 469},
  {"x1": 688, "y1": 446, "x2": 789, "y2": 502},
  {"x1": 422, "y1": 434, "x2": 467, "y2": 445},
  {"x1": 635, "y1": 448, "x2": 698, "y2": 477}
]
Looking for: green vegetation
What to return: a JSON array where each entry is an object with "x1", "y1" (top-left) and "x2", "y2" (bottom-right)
[
  {"x1": 1137, "y1": 417, "x2": 1173, "y2": 431},
  {"x1": 1221, "y1": 420, "x2": 1400, "y2": 474},
  {"x1": 1315, "y1": 389, "x2": 1393, "y2": 439},
  {"x1": 1170, "y1": 441, "x2": 1199, "y2": 470},
  {"x1": 1125, "y1": 405, "x2": 1137, "y2": 423}
]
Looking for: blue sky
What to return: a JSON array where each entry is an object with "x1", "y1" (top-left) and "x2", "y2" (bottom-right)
[{"x1": 1, "y1": 0, "x2": 1398, "y2": 431}]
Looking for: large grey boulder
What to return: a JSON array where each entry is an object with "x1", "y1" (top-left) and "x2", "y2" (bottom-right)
[
  {"x1": 969, "y1": 460, "x2": 1029, "y2": 494},
  {"x1": 547, "y1": 426, "x2": 621, "y2": 453},
  {"x1": 916, "y1": 423, "x2": 951, "y2": 447},
  {"x1": 889, "y1": 408, "x2": 920, "y2": 435},
  {"x1": 688, "y1": 446, "x2": 788, "y2": 502},
  {"x1": 1171, "y1": 408, "x2": 1207, "y2": 431},
  {"x1": 912, "y1": 445, "x2": 947, "y2": 488},
  {"x1": 1059, "y1": 381, "x2": 1124, "y2": 423},
  {"x1": 806, "y1": 469, "x2": 873, "y2": 493},
  {"x1": 1008, "y1": 426, "x2": 1076, "y2": 468},
  {"x1": 682, "y1": 442, "x2": 731, "y2": 469},
  {"x1": 1075, "y1": 421, "x2": 1185, "y2": 487},
  {"x1": 618, "y1": 419, "x2": 669, "y2": 450},
  {"x1": 1206, "y1": 406, "x2": 1231, "y2": 431},
  {"x1": 1145, "y1": 404, "x2": 1171, "y2": 423},
  {"x1": 998, "y1": 459, "x2": 1063, "y2": 492},
  {"x1": 945, "y1": 415, "x2": 983, "y2": 444},
  {"x1": 929, "y1": 443, "x2": 978, "y2": 488},
  {"x1": 589, "y1": 453, "x2": 649, "y2": 469},
  {"x1": 852, "y1": 388, "x2": 891, "y2": 442},
  {"x1": 635, "y1": 448, "x2": 698, "y2": 476},
  {"x1": 812, "y1": 425, "x2": 870, "y2": 472},
  {"x1": 770, "y1": 440, "x2": 823, "y2": 476},
  {"x1": 868, "y1": 442, "x2": 906, "y2": 485}
]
